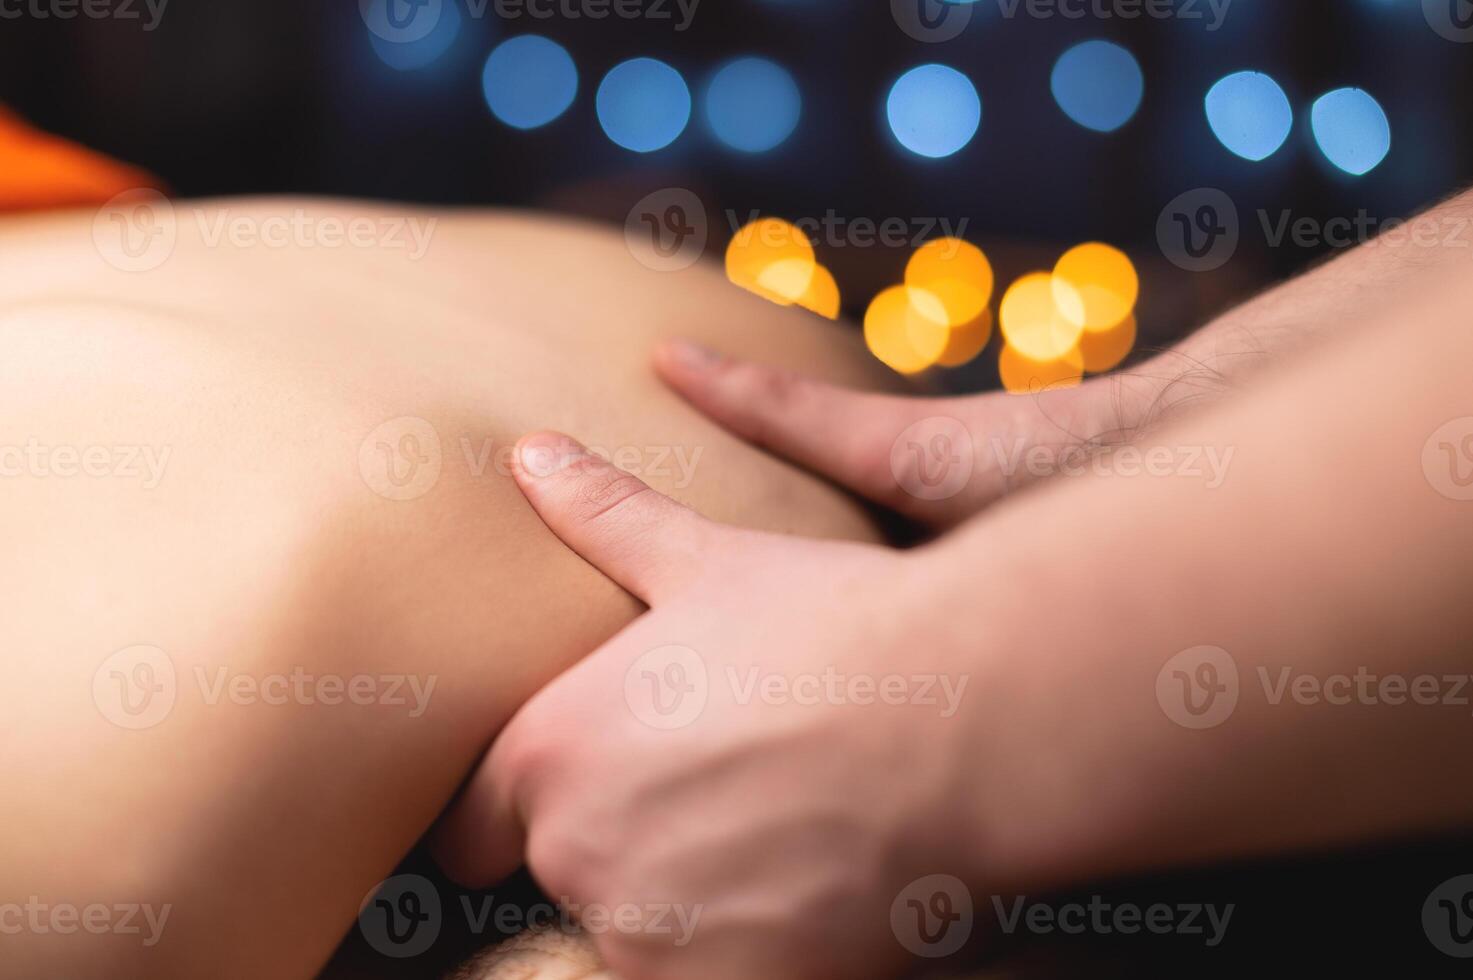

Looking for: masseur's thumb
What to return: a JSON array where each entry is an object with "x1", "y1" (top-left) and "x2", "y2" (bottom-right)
[
  {"x1": 654, "y1": 340, "x2": 988, "y2": 527},
  {"x1": 430, "y1": 433, "x2": 736, "y2": 886},
  {"x1": 511, "y1": 431, "x2": 729, "y2": 606}
]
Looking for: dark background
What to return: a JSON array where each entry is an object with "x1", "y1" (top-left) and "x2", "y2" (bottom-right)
[
  {"x1": 2, "y1": 0, "x2": 1470, "y2": 389},
  {"x1": 3, "y1": 1, "x2": 1471, "y2": 974}
]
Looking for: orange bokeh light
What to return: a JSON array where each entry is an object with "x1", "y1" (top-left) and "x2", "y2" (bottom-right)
[
  {"x1": 865, "y1": 285, "x2": 950, "y2": 374},
  {"x1": 998, "y1": 343, "x2": 1085, "y2": 394},
  {"x1": 905, "y1": 238, "x2": 994, "y2": 327}
]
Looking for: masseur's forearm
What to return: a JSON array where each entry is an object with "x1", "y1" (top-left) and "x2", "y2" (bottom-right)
[
  {"x1": 939, "y1": 266, "x2": 1473, "y2": 893},
  {"x1": 1110, "y1": 186, "x2": 1473, "y2": 431}
]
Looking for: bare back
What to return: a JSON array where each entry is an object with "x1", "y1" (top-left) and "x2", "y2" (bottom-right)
[{"x1": 0, "y1": 199, "x2": 898, "y2": 979}]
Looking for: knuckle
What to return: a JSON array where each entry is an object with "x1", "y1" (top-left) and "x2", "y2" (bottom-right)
[
  {"x1": 731, "y1": 362, "x2": 792, "y2": 406},
  {"x1": 525, "y1": 827, "x2": 582, "y2": 898},
  {"x1": 569, "y1": 468, "x2": 653, "y2": 525},
  {"x1": 495, "y1": 700, "x2": 577, "y2": 803},
  {"x1": 499, "y1": 726, "x2": 554, "y2": 786},
  {"x1": 527, "y1": 822, "x2": 609, "y2": 903},
  {"x1": 724, "y1": 363, "x2": 796, "y2": 441}
]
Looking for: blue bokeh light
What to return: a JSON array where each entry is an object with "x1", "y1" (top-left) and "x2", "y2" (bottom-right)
[
  {"x1": 1204, "y1": 71, "x2": 1294, "y2": 162},
  {"x1": 482, "y1": 36, "x2": 578, "y2": 130},
  {"x1": 365, "y1": 0, "x2": 463, "y2": 72},
  {"x1": 596, "y1": 58, "x2": 692, "y2": 153},
  {"x1": 1050, "y1": 40, "x2": 1143, "y2": 133},
  {"x1": 1311, "y1": 88, "x2": 1391, "y2": 176},
  {"x1": 705, "y1": 57, "x2": 802, "y2": 153},
  {"x1": 886, "y1": 64, "x2": 981, "y2": 160}
]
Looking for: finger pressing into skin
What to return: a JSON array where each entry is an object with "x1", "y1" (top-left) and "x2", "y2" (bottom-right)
[
  {"x1": 431, "y1": 621, "x2": 620, "y2": 891},
  {"x1": 428, "y1": 730, "x2": 528, "y2": 888},
  {"x1": 513, "y1": 432, "x2": 724, "y2": 605},
  {"x1": 654, "y1": 341, "x2": 986, "y2": 525}
]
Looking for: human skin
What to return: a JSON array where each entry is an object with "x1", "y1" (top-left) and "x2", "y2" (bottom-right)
[
  {"x1": 650, "y1": 188, "x2": 1473, "y2": 528},
  {"x1": 0, "y1": 199, "x2": 902, "y2": 979},
  {"x1": 434, "y1": 269, "x2": 1473, "y2": 978}
]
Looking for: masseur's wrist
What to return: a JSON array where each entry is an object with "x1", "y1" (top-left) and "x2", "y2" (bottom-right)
[
  {"x1": 897, "y1": 531, "x2": 1078, "y2": 897},
  {"x1": 1090, "y1": 309, "x2": 1285, "y2": 440},
  {"x1": 912, "y1": 512, "x2": 1159, "y2": 900}
]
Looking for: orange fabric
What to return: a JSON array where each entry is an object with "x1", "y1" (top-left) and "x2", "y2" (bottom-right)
[{"x1": 0, "y1": 105, "x2": 163, "y2": 212}]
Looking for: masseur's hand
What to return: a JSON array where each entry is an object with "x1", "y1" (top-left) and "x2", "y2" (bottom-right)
[
  {"x1": 431, "y1": 432, "x2": 982, "y2": 980},
  {"x1": 653, "y1": 339, "x2": 1133, "y2": 529}
]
